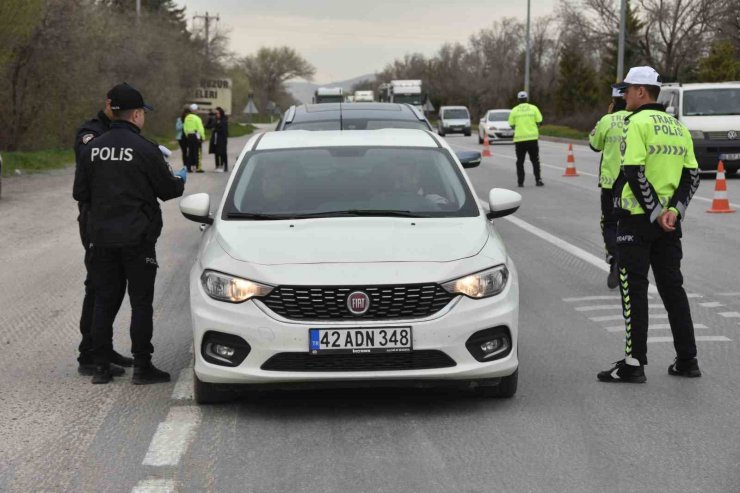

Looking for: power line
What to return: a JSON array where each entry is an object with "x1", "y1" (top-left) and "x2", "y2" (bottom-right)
[{"x1": 193, "y1": 12, "x2": 220, "y2": 60}]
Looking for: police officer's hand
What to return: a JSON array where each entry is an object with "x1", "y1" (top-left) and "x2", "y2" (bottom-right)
[
  {"x1": 174, "y1": 166, "x2": 188, "y2": 184},
  {"x1": 658, "y1": 209, "x2": 677, "y2": 232}
]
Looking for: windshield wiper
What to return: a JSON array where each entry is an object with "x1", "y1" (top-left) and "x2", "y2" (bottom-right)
[
  {"x1": 226, "y1": 212, "x2": 292, "y2": 220},
  {"x1": 288, "y1": 209, "x2": 429, "y2": 219}
]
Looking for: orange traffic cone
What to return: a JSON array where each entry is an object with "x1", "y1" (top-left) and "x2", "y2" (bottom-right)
[
  {"x1": 707, "y1": 161, "x2": 735, "y2": 213},
  {"x1": 482, "y1": 130, "x2": 492, "y2": 157},
  {"x1": 563, "y1": 143, "x2": 579, "y2": 176}
]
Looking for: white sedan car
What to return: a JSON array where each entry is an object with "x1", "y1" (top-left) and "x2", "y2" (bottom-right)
[
  {"x1": 478, "y1": 109, "x2": 514, "y2": 143},
  {"x1": 180, "y1": 129, "x2": 521, "y2": 403}
]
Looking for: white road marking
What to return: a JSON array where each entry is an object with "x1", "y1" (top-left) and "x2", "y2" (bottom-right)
[
  {"x1": 648, "y1": 336, "x2": 731, "y2": 343},
  {"x1": 716, "y1": 292, "x2": 740, "y2": 296},
  {"x1": 718, "y1": 312, "x2": 740, "y2": 318},
  {"x1": 603, "y1": 323, "x2": 709, "y2": 332},
  {"x1": 131, "y1": 479, "x2": 176, "y2": 493},
  {"x1": 171, "y1": 368, "x2": 194, "y2": 401},
  {"x1": 575, "y1": 303, "x2": 665, "y2": 312},
  {"x1": 142, "y1": 406, "x2": 201, "y2": 467},
  {"x1": 699, "y1": 301, "x2": 724, "y2": 308},
  {"x1": 563, "y1": 295, "x2": 654, "y2": 302},
  {"x1": 687, "y1": 293, "x2": 704, "y2": 299},
  {"x1": 590, "y1": 313, "x2": 669, "y2": 322}
]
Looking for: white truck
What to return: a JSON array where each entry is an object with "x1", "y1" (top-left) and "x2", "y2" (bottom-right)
[
  {"x1": 313, "y1": 87, "x2": 344, "y2": 104},
  {"x1": 353, "y1": 90, "x2": 374, "y2": 102},
  {"x1": 388, "y1": 80, "x2": 423, "y2": 112}
]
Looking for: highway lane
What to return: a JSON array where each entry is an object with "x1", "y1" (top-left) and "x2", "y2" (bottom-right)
[{"x1": 0, "y1": 130, "x2": 738, "y2": 492}]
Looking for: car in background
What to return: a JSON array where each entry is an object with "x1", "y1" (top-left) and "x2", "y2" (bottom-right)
[
  {"x1": 658, "y1": 82, "x2": 740, "y2": 174},
  {"x1": 276, "y1": 102, "x2": 433, "y2": 131},
  {"x1": 478, "y1": 109, "x2": 514, "y2": 144},
  {"x1": 438, "y1": 106, "x2": 471, "y2": 137},
  {"x1": 179, "y1": 128, "x2": 522, "y2": 403}
]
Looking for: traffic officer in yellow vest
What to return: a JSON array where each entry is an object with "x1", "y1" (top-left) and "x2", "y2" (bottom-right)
[
  {"x1": 508, "y1": 91, "x2": 544, "y2": 187},
  {"x1": 183, "y1": 103, "x2": 205, "y2": 173},
  {"x1": 589, "y1": 88, "x2": 630, "y2": 290},
  {"x1": 598, "y1": 66, "x2": 701, "y2": 383}
]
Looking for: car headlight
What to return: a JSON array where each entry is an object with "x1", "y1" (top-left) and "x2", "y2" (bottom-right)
[
  {"x1": 488, "y1": 125, "x2": 498, "y2": 131},
  {"x1": 200, "y1": 270, "x2": 273, "y2": 303},
  {"x1": 442, "y1": 265, "x2": 509, "y2": 299},
  {"x1": 689, "y1": 130, "x2": 704, "y2": 139}
]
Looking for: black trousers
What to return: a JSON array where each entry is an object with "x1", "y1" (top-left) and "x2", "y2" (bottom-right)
[
  {"x1": 78, "y1": 247, "x2": 126, "y2": 363},
  {"x1": 215, "y1": 151, "x2": 228, "y2": 171},
  {"x1": 616, "y1": 215, "x2": 696, "y2": 365},
  {"x1": 514, "y1": 140, "x2": 541, "y2": 184},
  {"x1": 178, "y1": 138, "x2": 188, "y2": 165},
  {"x1": 185, "y1": 134, "x2": 201, "y2": 171},
  {"x1": 90, "y1": 243, "x2": 158, "y2": 365},
  {"x1": 600, "y1": 188, "x2": 618, "y2": 265}
]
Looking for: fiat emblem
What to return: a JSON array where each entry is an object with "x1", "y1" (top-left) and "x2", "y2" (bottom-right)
[
  {"x1": 347, "y1": 291, "x2": 370, "y2": 315},
  {"x1": 728, "y1": 130, "x2": 738, "y2": 140}
]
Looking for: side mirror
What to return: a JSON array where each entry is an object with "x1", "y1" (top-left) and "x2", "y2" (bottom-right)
[
  {"x1": 455, "y1": 150, "x2": 482, "y2": 169},
  {"x1": 487, "y1": 188, "x2": 521, "y2": 220},
  {"x1": 180, "y1": 193, "x2": 213, "y2": 225},
  {"x1": 666, "y1": 106, "x2": 677, "y2": 117}
]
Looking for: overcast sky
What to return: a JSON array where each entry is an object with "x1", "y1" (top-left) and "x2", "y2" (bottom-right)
[{"x1": 177, "y1": 0, "x2": 557, "y2": 83}]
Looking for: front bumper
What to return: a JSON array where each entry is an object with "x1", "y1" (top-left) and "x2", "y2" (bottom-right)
[
  {"x1": 190, "y1": 268, "x2": 519, "y2": 386},
  {"x1": 692, "y1": 138, "x2": 740, "y2": 171},
  {"x1": 441, "y1": 125, "x2": 471, "y2": 134}
]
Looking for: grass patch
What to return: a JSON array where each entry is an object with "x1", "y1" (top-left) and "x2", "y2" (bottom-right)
[
  {"x1": 229, "y1": 122, "x2": 257, "y2": 138},
  {"x1": 540, "y1": 124, "x2": 589, "y2": 140},
  {"x1": 1, "y1": 149, "x2": 74, "y2": 175}
]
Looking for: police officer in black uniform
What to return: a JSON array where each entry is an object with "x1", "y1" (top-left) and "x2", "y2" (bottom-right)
[
  {"x1": 73, "y1": 83, "x2": 187, "y2": 384},
  {"x1": 73, "y1": 87, "x2": 131, "y2": 376}
]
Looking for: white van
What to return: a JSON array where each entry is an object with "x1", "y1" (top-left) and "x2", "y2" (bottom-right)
[
  {"x1": 658, "y1": 82, "x2": 740, "y2": 174},
  {"x1": 438, "y1": 106, "x2": 471, "y2": 137}
]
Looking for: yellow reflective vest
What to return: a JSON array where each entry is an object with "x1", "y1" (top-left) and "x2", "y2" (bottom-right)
[{"x1": 508, "y1": 103, "x2": 543, "y2": 143}]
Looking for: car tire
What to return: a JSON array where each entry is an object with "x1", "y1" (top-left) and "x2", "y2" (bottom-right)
[
  {"x1": 474, "y1": 369, "x2": 518, "y2": 398},
  {"x1": 464, "y1": 131, "x2": 471, "y2": 137},
  {"x1": 193, "y1": 370, "x2": 236, "y2": 404}
]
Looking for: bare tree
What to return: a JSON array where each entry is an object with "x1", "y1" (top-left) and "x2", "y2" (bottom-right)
[{"x1": 241, "y1": 47, "x2": 315, "y2": 115}]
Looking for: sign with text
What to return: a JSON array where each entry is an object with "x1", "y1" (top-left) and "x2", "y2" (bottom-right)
[{"x1": 189, "y1": 78, "x2": 232, "y2": 115}]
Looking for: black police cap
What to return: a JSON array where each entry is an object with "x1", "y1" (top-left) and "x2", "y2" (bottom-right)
[{"x1": 107, "y1": 83, "x2": 154, "y2": 111}]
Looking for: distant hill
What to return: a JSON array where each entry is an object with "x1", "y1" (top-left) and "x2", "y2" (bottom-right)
[{"x1": 286, "y1": 73, "x2": 376, "y2": 104}]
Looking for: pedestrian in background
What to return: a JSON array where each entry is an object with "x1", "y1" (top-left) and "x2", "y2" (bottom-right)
[
  {"x1": 73, "y1": 86, "x2": 131, "y2": 376},
  {"x1": 176, "y1": 107, "x2": 189, "y2": 165},
  {"x1": 183, "y1": 103, "x2": 205, "y2": 173},
  {"x1": 597, "y1": 66, "x2": 701, "y2": 384},
  {"x1": 206, "y1": 106, "x2": 229, "y2": 172},
  {"x1": 73, "y1": 83, "x2": 187, "y2": 385},
  {"x1": 589, "y1": 88, "x2": 630, "y2": 290},
  {"x1": 508, "y1": 91, "x2": 544, "y2": 187}
]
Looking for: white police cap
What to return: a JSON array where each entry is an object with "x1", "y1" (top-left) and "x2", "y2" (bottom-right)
[
  {"x1": 612, "y1": 87, "x2": 624, "y2": 98},
  {"x1": 517, "y1": 91, "x2": 528, "y2": 99},
  {"x1": 612, "y1": 66, "x2": 662, "y2": 91},
  {"x1": 189, "y1": 103, "x2": 199, "y2": 112}
]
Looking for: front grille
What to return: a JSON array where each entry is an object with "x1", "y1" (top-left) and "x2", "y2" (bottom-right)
[
  {"x1": 260, "y1": 284, "x2": 455, "y2": 321},
  {"x1": 261, "y1": 350, "x2": 456, "y2": 372},
  {"x1": 706, "y1": 131, "x2": 740, "y2": 141}
]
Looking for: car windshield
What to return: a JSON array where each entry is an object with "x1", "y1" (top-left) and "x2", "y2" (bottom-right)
[
  {"x1": 394, "y1": 94, "x2": 422, "y2": 105},
  {"x1": 285, "y1": 120, "x2": 430, "y2": 131},
  {"x1": 488, "y1": 112, "x2": 510, "y2": 121},
  {"x1": 224, "y1": 147, "x2": 479, "y2": 219},
  {"x1": 443, "y1": 109, "x2": 469, "y2": 119},
  {"x1": 683, "y1": 89, "x2": 740, "y2": 116}
]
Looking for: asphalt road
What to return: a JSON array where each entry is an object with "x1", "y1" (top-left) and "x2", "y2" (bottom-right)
[{"x1": 0, "y1": 130, "x2": 739, "y2": 493}]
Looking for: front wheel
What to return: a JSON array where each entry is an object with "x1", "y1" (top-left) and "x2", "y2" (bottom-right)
[
  {"x1": 726, "y1": 168, "x2": 738, "y2": 177},
  {"x1": 474, "y1": 369, "x2": 518, "y2": 398},
  {"x1": 193, "y1": 371, "x2": 236, "y2": 404}
]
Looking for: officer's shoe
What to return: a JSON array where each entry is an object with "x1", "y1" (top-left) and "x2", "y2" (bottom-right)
[
  {"x1": 597, "y1": 359, "x2": 646, "y2": 383},
  {"x1": 91, "y1": 364, "x2": 120, "y2": 384},
  {"x1": 79, "y1": 362, "x2": 125, "y2": 377},
  {"x1": 110, "y1": 350, "x2": 134, "y2": 367},
  {"x1": 536, "y1": 180, "x2": 544, "y2": 187},
  {"x1": 668, "y1": 358, "x2": 702, "y2": 378},
  {"x1": 132, "y1": 363, "x2": 171, "y2": 385},
  {"x1": 607, "y1": 262, "x2": 619, "y2": 290}
]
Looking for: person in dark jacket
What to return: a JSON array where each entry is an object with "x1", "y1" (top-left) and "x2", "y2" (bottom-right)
[
  {"x1": 73, "y1": 89, "x2": 131, "y2": 376},
  {"x1": 206, "y1": 107, "x2": 229, "y2": 172},
  {"x1": 73, "y1": 83, "x2": 186, "y2": 385},
  {"x1": 176, "y1": 107, "x2": 189, "y2": 164}
]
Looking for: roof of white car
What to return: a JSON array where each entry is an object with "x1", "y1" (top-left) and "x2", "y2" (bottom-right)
[{"x1": 253, "y1": 129, "x2": 441, "y2": 150}]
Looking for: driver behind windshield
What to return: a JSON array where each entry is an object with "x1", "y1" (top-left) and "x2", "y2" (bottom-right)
[{"x1": 387, "y1": 159, "x2": 449, "y2": 205}]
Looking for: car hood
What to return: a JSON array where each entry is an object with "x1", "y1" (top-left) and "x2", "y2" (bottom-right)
[
  {"x1": 215, "y1": 217, "x2": 488, "y2": 265},
  {"x1": 487, "y1": 121, "x2": 512, "y2": 129},
  {"x1": 680, "y1": 115, "x2": 740, "y2": 133}
]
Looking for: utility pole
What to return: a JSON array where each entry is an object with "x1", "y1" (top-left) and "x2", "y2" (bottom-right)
[
  {"x1": 135, "y1": 0, "x2": 140, "y2": 23},
  {"x1": 524, "y1": 0, "x2": 531, "y2": 94},
  {"x1": 193, "y1": 12, "x2": 220, "y2": 61},
  {"x1": 617, "y1": 0, "x2": 627, "y2": 81}
]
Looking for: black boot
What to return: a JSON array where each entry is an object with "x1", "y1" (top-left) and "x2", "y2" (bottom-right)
[
  {"x1": 110, "y1": 350, "x2": 134, "y2": 367},
  {"x1": 536, "y1": 179, "x2": 544, "y2": 187},
  {"x1": 597, "y1": 359, "x2": 646, "y2": 383},
  {"x1": 80, "y1": 362, "x2": 125, "y2": 377},
  {"x1": 133, "y1": 362, "x2": 171, "y2": 385},
  {"x1": 91, "y1": 364, "x2": 117, "y2": 384},
  {"x1": 668, "y1": 358, "x2": 702, "y2": 378}
]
